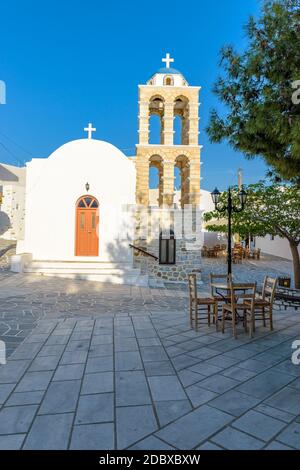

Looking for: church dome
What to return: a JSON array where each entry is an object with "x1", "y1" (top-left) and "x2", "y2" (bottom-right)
[
  {"x1": 156, "y1": 67, "x2": 181, "y2": 75},
  {"x1": 146, "y1": 54, "x2": 188, "y2": 87}
]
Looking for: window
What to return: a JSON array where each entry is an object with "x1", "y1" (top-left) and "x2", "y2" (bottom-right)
[
  {"x1": 159, "y1": 229, "x2": 176, "y2": 265},
  {"x1": 164, "y1": 76, "x2": 173, "y2": 86},
  {"x1": 84, "y1": 197, "x2": 92, "y2": 207},
  {"x1": 77, "y1": 196, "x2": 99, "y2": 208}
]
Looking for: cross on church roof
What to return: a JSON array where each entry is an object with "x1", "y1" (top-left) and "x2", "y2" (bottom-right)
[
  {"x1": 162, "y1": 53, "x2": 174, "y2": 69},
  {"x1": 84, "y1": 123, "x2": 96, "y2": 139}
]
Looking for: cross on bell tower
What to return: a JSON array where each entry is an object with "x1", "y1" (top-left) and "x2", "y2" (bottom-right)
[{"x1": 162, "y1": 53, "x2": 174, "y2": 69}]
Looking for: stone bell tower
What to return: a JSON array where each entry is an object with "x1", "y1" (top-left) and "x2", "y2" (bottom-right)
[{"x1": 136, "y1": 53, "x2": 201, "y2": 208}]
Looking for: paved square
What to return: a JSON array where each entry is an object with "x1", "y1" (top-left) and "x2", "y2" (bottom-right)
[{"x1": 0, "y1": 272, "x2": 299, "y2": 449}]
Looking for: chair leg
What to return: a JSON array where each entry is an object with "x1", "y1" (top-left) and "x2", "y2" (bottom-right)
[
  {"x1": 222, "y1": 306, "x2": 225, "y2": 334},
  {"x1": 244, "y1": 310, "x2": 248, "y2": 333},
  {"x1": 262, "y1": 307, "x2": 266, "y2": 327},
  {"x1": 249, "y1": 311, "x2": 253, "y2": 338},
  {"x1": 232, "y1": 310, "x2": 237, "y2": 339},
  {"x1": 189, "y1": 301, "x2": 193, "y2": 329},
  {"x1": 195, "y1": 303, "x2": 199, "y2": 332},
  {"x1": 270, "y1": 307, "x2": 273, "y2": 331},
  {"x1": 215, "y1": 303, "x2": 218, "y2": 332},
  {"x1": 208, "y1": 305, "x2": 211, "y2": 327}
]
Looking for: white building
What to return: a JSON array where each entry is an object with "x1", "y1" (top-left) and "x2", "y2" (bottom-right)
[
  {"x1": 11, "y1": 137, "x2": 140, "y2": 283},
  {"x1": 0, "y1": 163, "x2": 26, "y2": 240},
  {"x1": 255, "y1": 235, "x2": 300, "y2": 261}
]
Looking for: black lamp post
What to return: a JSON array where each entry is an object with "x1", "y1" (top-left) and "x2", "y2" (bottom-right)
[{"x1": 211, "y1": 187, "x2": 247, "y2": 275}]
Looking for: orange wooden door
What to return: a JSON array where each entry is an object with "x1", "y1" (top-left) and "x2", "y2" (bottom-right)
[{"x1": 75, "y1": 196, "x2": 99, "y2": 256}]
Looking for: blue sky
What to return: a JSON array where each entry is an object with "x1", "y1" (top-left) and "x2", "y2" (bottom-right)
[{"x1": 0, "y1": 0, "x2": 268, "y2": 190}]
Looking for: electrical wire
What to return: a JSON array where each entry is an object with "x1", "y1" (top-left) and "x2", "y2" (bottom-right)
[
  {"x1": 0, "y1": 141, "x2": 25, "y2": 167},
  {"x1": 0, "y1": 129, "x2": 34, "y2": 158}
]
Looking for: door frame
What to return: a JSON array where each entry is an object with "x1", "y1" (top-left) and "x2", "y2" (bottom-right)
[{"x1": 75, "y1": 195, "x2": 99, "y2": 256}]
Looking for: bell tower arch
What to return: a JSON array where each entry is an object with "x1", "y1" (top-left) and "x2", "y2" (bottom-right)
[{"x1": 136, "y1": 53, "x2": 202, "y2": 207}]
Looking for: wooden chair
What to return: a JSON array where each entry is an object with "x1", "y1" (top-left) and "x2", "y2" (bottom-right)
[
  {"x1": 201, "y1": 245, "x2": 209, "y2": 257},
  {"x1": 210, "y1": 273, "x2": 232, "y2": 299},
  {"x1": 207, "y1": 247, "x2": 216, "y2": 258},
  {"x1": 255, "y1": 248, "x2": 261, "y2": 260},
  {"x1": 222, "y1": 283, "x2": 257, "y2": 339},
  {"x1": 188, "y1": 274, "x2": 217, "y2": 331},
  {"x1": 245, "y1": 276, "x2": 277, "y2": 331},
  {"x1": 209, "y1": 273, "x2": 232, "y2": 329},
  {"x1": 233, "y1": 248, "x2": 243, "y2": 264}
]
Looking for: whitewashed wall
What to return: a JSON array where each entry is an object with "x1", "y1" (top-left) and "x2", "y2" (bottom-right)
[
  {"x1": 17, "y1": 139, "x2": 136, "y2": 262},
  {"x1": 256, "y1": 235, "x2": 300, "y2": 261},
  {"x1": 0, "y1": 164, "x2": 26, "y2": 241}
]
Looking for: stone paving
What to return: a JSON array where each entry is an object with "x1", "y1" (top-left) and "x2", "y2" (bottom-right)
[
  {"x1": 200, "y1": 254, "x2": 295, "y2": 286},
  {"x1": 0, "y1": 271, "x2": 300, "y2": 450},
  {"x1": 0, "y1": 253, "x2": 295, "y2": 357}
]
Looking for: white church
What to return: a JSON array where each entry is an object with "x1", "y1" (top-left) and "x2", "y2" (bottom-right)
[{"x1": 2, "y1": 54, "x2": 289, "y2": 284}]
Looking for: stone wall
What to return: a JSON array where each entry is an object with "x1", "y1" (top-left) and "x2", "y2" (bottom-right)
[
  {"x1": 0, "y1": 184, "x2": 25, "y2": 240},
  {"x1": 133, "y1": 239, "x2": 202, "y2": 283},
  {"x1": 133, "y1": 208, "x2": 203, "y2": 284}
]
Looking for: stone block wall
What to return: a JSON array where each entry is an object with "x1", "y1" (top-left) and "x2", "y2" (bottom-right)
[
  {"x1": 0, "y1": 184, "x2": 25, "y2": 240},
  {"x1": 133, "y1": 206, "x2": 203, "y2": 283}
]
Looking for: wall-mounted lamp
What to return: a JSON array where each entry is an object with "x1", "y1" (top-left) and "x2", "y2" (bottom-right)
[{"x1": 85, "y1": 182, "x2": 90, "y2": 192}]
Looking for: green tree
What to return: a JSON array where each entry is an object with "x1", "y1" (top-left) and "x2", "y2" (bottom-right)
[
  {"x1": 204, "y1": 182, "x2": 300, "y2": 288},
  {"x1": 206, "y1": 0, "x2": 300, "y2": 183}
]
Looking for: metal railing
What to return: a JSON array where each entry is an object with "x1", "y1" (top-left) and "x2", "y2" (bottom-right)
[{"x1": 129, "y1": 244, "x2": 158, "y2": 261}]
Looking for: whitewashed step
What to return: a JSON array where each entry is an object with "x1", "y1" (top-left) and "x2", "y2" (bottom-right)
[
  {"x1": 31, "y1": 272, "x2": 148, "y2": 285},
  {"x1": 24, "y1": 267, "x2": 139, "y2": 275},
  {"x1": 24, "y1": 261, "x2": 135, "y2": 270},
  {"x1": 23, "y1": 260, "x2": 148, "y2": 286}
]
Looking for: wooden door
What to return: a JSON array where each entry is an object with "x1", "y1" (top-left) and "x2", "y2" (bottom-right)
[{"x1": 75, "y1": 196, "x2": 99, "y2": 256}]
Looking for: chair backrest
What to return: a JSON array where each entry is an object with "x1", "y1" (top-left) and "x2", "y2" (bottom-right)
[
  {"x1": 188, "y1": 274, "x2": 197, "y2": 301},
  {"x1": 262, "y1": 276, "x2": 278, "y2": 303},
  {"x1": 229, "y1": 282, "x2": 257, "y2": 309},
  {"x1": 210, "y1": 273, "x2": 232, "y2": 295}
]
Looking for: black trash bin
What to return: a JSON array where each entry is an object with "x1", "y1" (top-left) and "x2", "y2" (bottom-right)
[{"x1": 278, "y1": 277, "x2": 291, "y2": 288}]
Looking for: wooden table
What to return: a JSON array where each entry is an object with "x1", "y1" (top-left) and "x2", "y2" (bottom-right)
[
  {"x1": 211, "y1": 282, "x2": 249, "y2": 321},
  {"x1": 211, "y1": 282, "x2": 230, "y2": 300}
]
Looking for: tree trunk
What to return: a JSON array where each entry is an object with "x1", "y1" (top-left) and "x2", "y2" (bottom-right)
[{"x1": 289, "y1": 240, "x2": 300, "y2": 289}]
